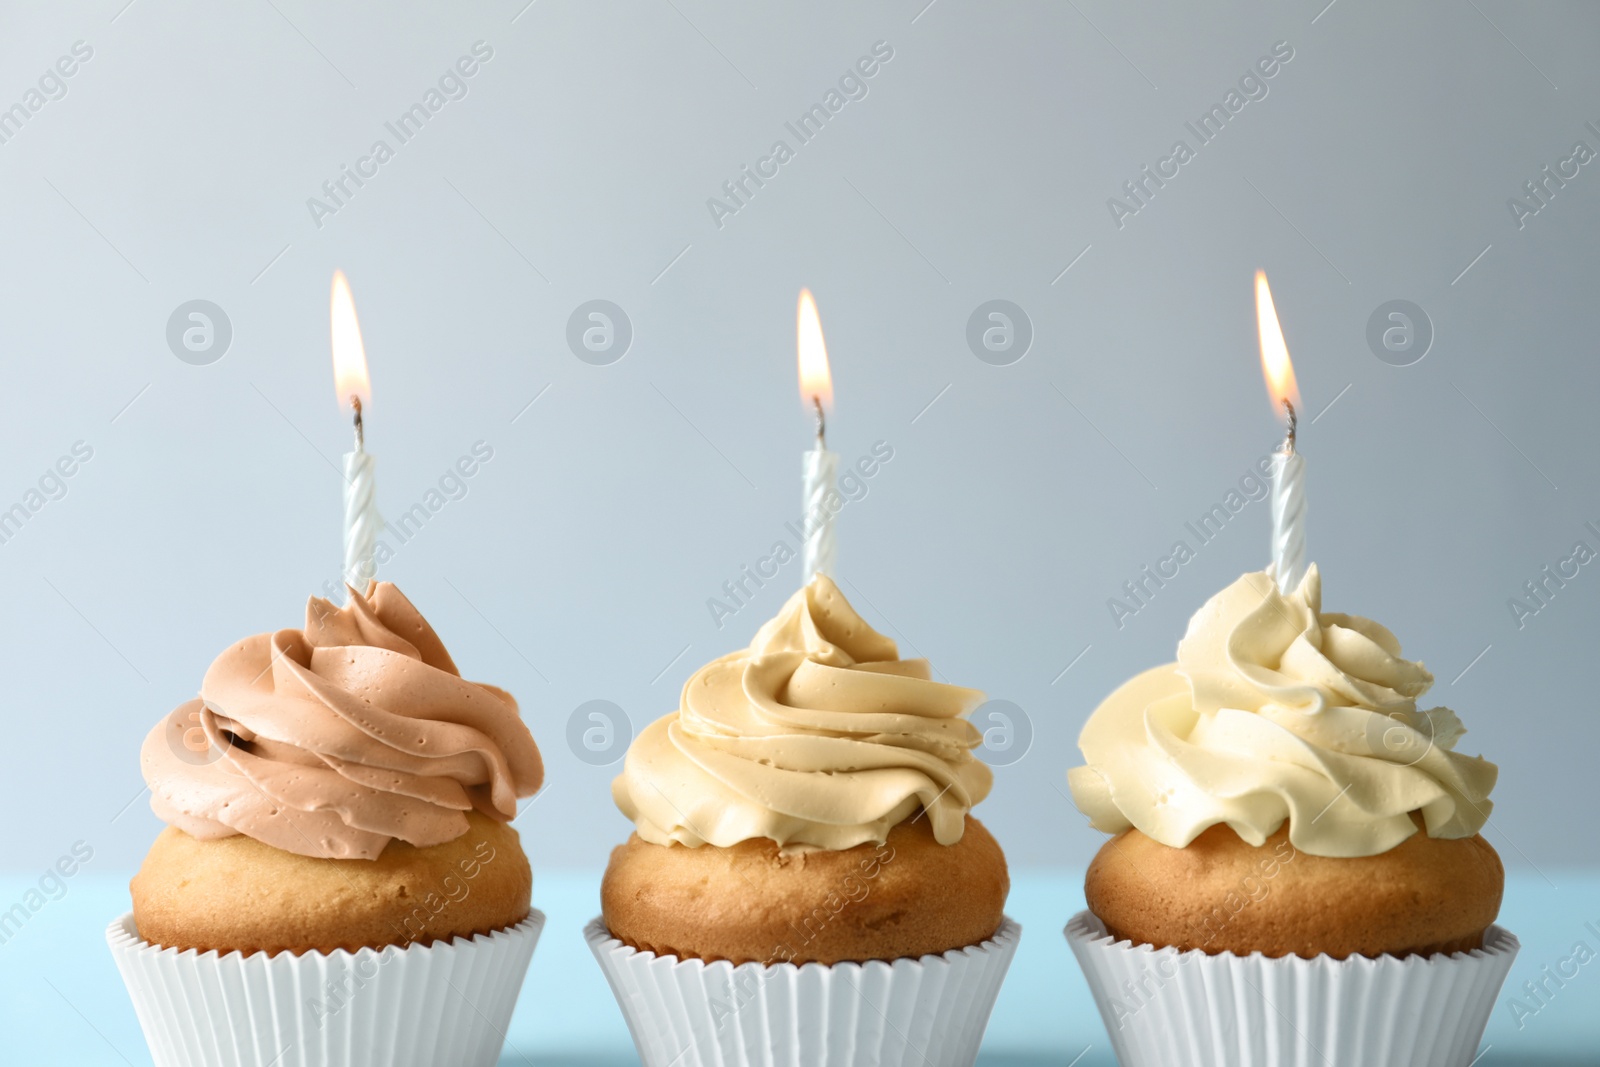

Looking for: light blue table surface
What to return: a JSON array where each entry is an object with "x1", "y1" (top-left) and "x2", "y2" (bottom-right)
[{"x1": 2, "y1": 870, "x2": 1593, "y2": 1065}]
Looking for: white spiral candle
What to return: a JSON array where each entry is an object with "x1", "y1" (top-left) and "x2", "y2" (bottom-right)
[
  {"x1": 801, "y1": 444, "x2": 839, "y2": 583},
  {"x1": 343, "y1": 448, "x2": 380, "y2": 594},
  {"x1": 795, "y1": 289, "x2": 836, "y2": 586},
  {"x1": 329, "y1": 269, "x2": 377, "y2": 598},
  {"x1": 1270, "y1": 445, "x2": 1307, "y2": 594}
]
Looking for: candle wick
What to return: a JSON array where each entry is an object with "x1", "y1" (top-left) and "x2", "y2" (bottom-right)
[
  {"x1": 812, "y1": 395, "x2": 826, "y2": 449},
  {"x1": 351, "y1": 395, "x2": 365, "y2": 452},
  {"x1": 1281, "y1": 398, "x2": 1296, "y2": 456}
]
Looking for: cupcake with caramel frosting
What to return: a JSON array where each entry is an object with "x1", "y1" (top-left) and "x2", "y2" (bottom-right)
[
  {"x1": 589, "y1": 576, "x2": 1019, "y2": 1067},
  {"x1": 110, "y1": 583, "x2": 547, "y2": 1067}
]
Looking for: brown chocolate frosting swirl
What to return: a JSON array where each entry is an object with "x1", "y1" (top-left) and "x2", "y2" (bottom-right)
[{"x1": 142, "y1": 583, "x2": 543, "y2": 860}]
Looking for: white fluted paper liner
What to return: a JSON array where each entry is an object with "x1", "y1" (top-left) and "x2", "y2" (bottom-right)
[
  {"x1": 586, "y1": 915, "x2": 1020, "y2": 1067},
  {"x1": 107, "y1": 909, "x2": 544, "y2": 1067},
  {"x1": 1065, "y1": 910, "x2": 1517, "y2": 1067}
]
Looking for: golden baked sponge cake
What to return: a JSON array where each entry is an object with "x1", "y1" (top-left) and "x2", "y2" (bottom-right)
[
  {"x1": 1064, "y1": 566, "x2": 1518, "y2": 1066},
  {"x1": 1084, "y1": 817, "x2": 1503, "y2": 960},
  {"x1": 133, "y1": 811, "x2": 530, "y2": 956},
  {"x1": 589, "y1": 576, "x2": 1019, "y2": 1066},
  {"x1": 603, "y1": 811, "x2": 1008, "y2": 966}
]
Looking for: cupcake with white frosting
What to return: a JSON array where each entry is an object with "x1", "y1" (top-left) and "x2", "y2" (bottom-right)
[
  {"x1": 589, "y1": 575, "x2": 1019, "y2": 1067},
  {"x1": 1065, "y1": 566, "x2": 1517, "y2": 1067}
]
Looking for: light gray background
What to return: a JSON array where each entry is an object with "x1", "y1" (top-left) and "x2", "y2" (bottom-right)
[{"x1": 1, "y1": 0, "x2": 1596, "y2": 880}]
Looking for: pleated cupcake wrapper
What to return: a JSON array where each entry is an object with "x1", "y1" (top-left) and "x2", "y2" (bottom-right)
[
  {"x1": 107, "y1": 909, "x2": 544, "y2": 1067},
  {"x1": 1065, "y1": 909, "x2": 1518, "y2": 1067},
  {"x1": 586, "y1": 915, "x2": 1020, "y2": 1067}
]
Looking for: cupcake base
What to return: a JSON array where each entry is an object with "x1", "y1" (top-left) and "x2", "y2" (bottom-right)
[
  {"x1": 131, "y1": 813, "x2": 534, "y2": 955},
  {"x1": 1066, "y1": 910, "x2": 1517, "y2": 1067},
  {"x1": 602, "y1": 816, "x2": 1009, "y2": 965},
  {"x1": 108, "y1": 909, "x2": 544, "y2": 1067},
  {"x1": 586, "y1": 914, "x2": 1020, "y2": 1067},
  {"x1": 1084, "y1": 823, "x2": 1504, "y2": 959}
]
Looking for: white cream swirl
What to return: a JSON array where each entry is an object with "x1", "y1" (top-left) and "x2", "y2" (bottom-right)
[
  {"x1": 1068, "y1": 566, "x2": 1498, "y2": 858},
  {"x1": 614, "y1": 576, "x2": 993, "y2": 850}
]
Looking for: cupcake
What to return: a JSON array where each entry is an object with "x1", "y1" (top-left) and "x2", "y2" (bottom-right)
[
  {"x1": 589, "y1": 576, "x2": 1019, "y2": 1067},
  {"x1": 1066, "y1": 566, "x2": 1518, "y2": 1067},
  {"x1": 108, "y1": 582, "x2": 546, "y2": 1067}
]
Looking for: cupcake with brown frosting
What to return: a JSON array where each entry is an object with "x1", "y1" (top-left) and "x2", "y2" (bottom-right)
[
  {"x1": 589, "y1": 576, "x2": 1019, "y2": 1067},
  {"x1": 108, "y1": 583, "x2": 546, "y2": 1067},
  {"x1": 1064, "y1": 566, "x2": 1519, "y2": 1067}
]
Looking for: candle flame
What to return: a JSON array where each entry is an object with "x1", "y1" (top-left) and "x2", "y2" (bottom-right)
[
  {"x1": 796, "y1": 288, "x2": 833, "y2": 412},
  {"x1": 1255, "y1": 270, "x2": 1300, "y2": 419},
  {"x1": 330, "y1": 270, "x2": 370, "y2": 413}
]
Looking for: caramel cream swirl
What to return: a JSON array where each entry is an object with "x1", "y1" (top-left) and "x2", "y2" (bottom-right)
[
  {"x1": 142, "y1": 583, "x2": 543, "y2": 860},
  {"x1": 614, "y1": 577, "x2": 993, "y2": 850}
]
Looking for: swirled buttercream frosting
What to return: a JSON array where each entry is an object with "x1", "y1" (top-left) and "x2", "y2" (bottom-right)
[
  {"x1": 142, "y1": 583, "x2": 544, "y2": 860},
  {"x1": 1068, "y1": 566, "x2": 1497, "y2": 858},
  {"x1": 614, "y1": 576, "x2": 993, "y2": 851}
]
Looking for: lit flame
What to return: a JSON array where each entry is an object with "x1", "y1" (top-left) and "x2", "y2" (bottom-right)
[
  {"x1": 330, "y1": 270, "x2": 370, "y2": 413},
  {"x1": 796, "y1": 288, "x2": 832, "y2": 412},
  {"x1": 1255, "y1": 270, "x2": 1300, "y2": 419}
]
